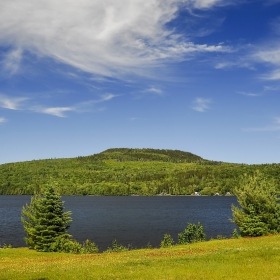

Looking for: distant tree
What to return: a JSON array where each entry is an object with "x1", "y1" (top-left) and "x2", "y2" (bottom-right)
[
  {"x1": 21, "y1": 186, "x2": 72, "y2": 251},
  {"x1": 231, "y1": 171, "x2": 280, "y2": 237}
]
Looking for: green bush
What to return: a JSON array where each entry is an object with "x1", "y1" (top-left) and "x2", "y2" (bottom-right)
[
  {"x1": 50, "y1": 236, "x2": 99, "y2": 254},
  {"x1": 160, "y1": 233, "x2": 174, "y2": 248},
  {"x1": 1, "y1": 243, "x2": 13, "y2": 249},
  {"x1": 82, "y1": 239, "x2": 99, "y2": 254},
  {"x1": 232, "y1": 228, "x2": 240, "y2": 239},
  {"x1": 105, "y1": 239, "x2": 129, "y2": 253},
  {"x1": 50, "y1": 236, "x2": 82, "y2": 253},
  {"x1": 231, "y1": 171, "x2": 280, "y2": 237},
  {"x1": 178, "y1": 223, "x2": 206, "y2": 244}
]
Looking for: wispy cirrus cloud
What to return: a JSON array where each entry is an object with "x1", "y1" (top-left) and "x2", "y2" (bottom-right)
[
  {"x1": 192, "y1": 97, "x2": 211, "y2": 112},
  {"x1": 243, "y1": 117, "x2": 280, "y2": 132},
  {"x1": 236, "y1": 91, "x2": 261, "y2": 97},
  {"x1": 0, "y1": 94, "x2": 28, "y2": 110},
  {"x1": 99, "y1": 93, "x2": 119, "y2": 102},
  {"x1": 74, "y1": 93, "x2": 119, "y2": 112},
  {"x1": 261, "y1": 69, "x2": 280, "y2": 80},
  {"x1": 1, "y1": 48, "x2": 22, "y2": 75},
  {"x1": 144, "y1": 87, "x2": 163, "y2": 95},
  {"x1": 0, "y1": 92, "x2": 119, "y2": 117},
  {"x1": 31, "y1": 106, "x2": 75, "y2": 118},
  {"x1": 0, "y1": 0, "x2": 230, "y2": 79},
  {"x1": 215, "y1": 60, "x2": 255, "y2": 71},
  {"x1": 0, "y1": 117, "x2": 7, "y2": 123},
  {"x1": 264, "y1": 85, "x2": 280, "y2": 91},
  {"x1": 252, "y1": 15, "x2": 280, "y2": 80}
]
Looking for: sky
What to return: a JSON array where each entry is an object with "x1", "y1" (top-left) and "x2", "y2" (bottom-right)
[{"x1": 1, "y1": 0, "x2": 280, "y2": 165}]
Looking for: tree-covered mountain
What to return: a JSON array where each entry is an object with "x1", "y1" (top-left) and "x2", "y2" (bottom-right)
[
  {"x1": 87, "y1": 148, "x2": 204, "y2": 163},
  {"x1": 0, "y1": 148, "x2": 279, "y2": 195}
]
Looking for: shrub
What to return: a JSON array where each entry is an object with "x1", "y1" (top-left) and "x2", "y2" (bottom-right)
[
  {"x1": 82, "y1": 239, "x2": 99, "y2": 254},
  {"x1": 105, "y1": 239, "x2": 129, "y2": 253},
  {"x1": 50, "y1": 236, "x2": 82, "y2": 253},
  {"x1": 1, "y1": 243, "x2": 13, "y2": 249},
  {"x1": 232, "y1": 228, "x2": 240, "y2": 239},
  {"x1": 216, "y1": 235, "x2": 227, "y2": 240},
  {"x1": 178, "y1": 222, "x2": 206, "y2": 244},
  {"x1": 231, "y1": 171, "x2": 280, "y2": 237},
  {"x1": 50, "y1": 236, "x2": 99, "y2": 254},
  {"x1": 160, "y1": 233, "x2": 174, "y2": 248}
]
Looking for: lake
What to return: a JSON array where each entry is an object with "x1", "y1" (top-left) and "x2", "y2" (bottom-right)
[{"x1": 0, "y1": 195, "x2": 238, "y2": 251}]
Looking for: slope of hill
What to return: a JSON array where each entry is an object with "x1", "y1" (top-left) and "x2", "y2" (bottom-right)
[
  {"x1": 0, "y1": 148, "x2": 279, "y2": 195},
  {"x1": 88, "y1": 148, "x2": 204, "y2": 163}
]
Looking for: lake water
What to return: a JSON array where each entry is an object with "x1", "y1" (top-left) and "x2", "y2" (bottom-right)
[{"x1": 0, "y1": 195, "x2": 238, "y2": 251}]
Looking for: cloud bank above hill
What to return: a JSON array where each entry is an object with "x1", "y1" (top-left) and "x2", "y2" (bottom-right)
[{"x1": 0, "y1": 0, "x2": 228, "y2": 78}]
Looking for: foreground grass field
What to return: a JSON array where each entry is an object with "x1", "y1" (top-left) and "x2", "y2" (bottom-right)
[{"x1": 0, "y1": 235, "x2": 279, "y2": 280}]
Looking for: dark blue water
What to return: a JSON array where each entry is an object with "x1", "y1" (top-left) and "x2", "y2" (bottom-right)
[{"x1": 0, "y1": 196, "x2": 238, "y2": 251}]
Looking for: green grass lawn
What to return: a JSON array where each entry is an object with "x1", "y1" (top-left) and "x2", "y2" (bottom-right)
[{"x1": 1, "y1": 235, "x2": 279, "y2": 280}]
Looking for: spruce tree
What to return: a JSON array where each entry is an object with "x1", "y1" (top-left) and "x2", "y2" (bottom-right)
[
  {"x1": 231, "y1": 171, "x2": 280, "y2": 237},
  {"x1": 21, "y1": 186, "x2": 72, "y2": 251}
]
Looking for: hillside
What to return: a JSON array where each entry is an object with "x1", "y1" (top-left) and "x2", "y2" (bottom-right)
[
  {"x1": 0, "y1": 148, "x2": 279, "y2": 195},
  {"x1": 88, "y1": 148, "x2": 204, "y2": 163}
]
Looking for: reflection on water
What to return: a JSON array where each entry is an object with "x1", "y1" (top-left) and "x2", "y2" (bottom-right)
[{"x1": 0, "y1": 195, "x2": 238, "y2": 251}]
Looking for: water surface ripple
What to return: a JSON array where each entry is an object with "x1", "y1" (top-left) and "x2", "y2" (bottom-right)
[{"x1": 0, "y1": 196, "x2": 238, "y2": 251}]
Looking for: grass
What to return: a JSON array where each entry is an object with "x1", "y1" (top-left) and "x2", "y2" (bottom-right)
[{"x1": 0, "y1": 235, "x2": 279, "y2": 280}]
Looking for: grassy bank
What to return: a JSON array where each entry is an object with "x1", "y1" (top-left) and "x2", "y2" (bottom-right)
[{"x1": 0, "y1": 235, "x2": 279, "y2": 279}]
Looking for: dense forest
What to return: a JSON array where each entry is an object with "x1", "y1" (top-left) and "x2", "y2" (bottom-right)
[{"x1": 0, "y1": 148, "x2": 279, "y2": 195}]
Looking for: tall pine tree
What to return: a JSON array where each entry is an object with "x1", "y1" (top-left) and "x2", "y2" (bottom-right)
[{"x1": 21, "y1": 186, "x2": 72, "y2": 251}]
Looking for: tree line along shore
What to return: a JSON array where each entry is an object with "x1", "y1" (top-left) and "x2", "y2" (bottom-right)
[{"x1": 1, "y1": 148, "x2": 279, "y2": 196}]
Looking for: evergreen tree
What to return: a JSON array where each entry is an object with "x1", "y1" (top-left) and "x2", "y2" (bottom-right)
[
  {"x1": 21, "y1": 186, "x2": 72, "y2": 251},
  {"x1": 231, "y1": 171, "x2": 280, "y2": 237},
  {"x1": 178, "y1": 223, "x2": 206, "y2": 244}
]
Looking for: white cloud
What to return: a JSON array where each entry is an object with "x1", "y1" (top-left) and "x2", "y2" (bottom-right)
[
  {"x1": 255, "y1": 47, "x2": 280, "y2": 66},
  {"x1": 75, "y1": 94, "x2": 119, "y2": 111},
  {"x1": 243, "y1": 117, "x2": 280, "y2": 132},
  {"x1": 0, "y1": 117, "x2": 7, "y2": 123},
  {"x1": 236, "y1": 91, "x2": 260, "y2": 97},
  {"x1": 189, "y1": 0, "x2": 224, "y2": 9},
  {"x1": 32, "y1": 106, "x2": 75, "y2": 118},
  {"x1": 215, "y1": 61, "x2": 255, "y2": 70},
  {"x1": 192, "y1": 97, "x2": 211, "y2": 112},
  {"x1": 261, "y1": 69, "x2": 280, "y2": 80},
  {"x1": 0, "y1": 0, "x2": 228, "y2": 79},
  {"x1": 1, "y1": 48, "x2": 22, "y2": 75},
  {"x1": 144, "y1": 87, "x2": 163, "y2": 95},
  {"x1": 254, "y1": 45, "x2": 280, "y2": 80},
  {"x1": 100, "y1": 93, "x2": 118, "y2": 102},
  {"x1": 263, "y1": 85, "x2": 280, "y2": 91},
  {"x1": 0, "y1": 92, "x2": 118, "y2": 118},
  {"x1": 0, "y1": 95, "x2": 28, "y2": 110}
]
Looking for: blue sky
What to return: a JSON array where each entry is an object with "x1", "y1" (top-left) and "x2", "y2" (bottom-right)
[{"x1": 1, "y1": 0, "x2": 280, "y2": 164}]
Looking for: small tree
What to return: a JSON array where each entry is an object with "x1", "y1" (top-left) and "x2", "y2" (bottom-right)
[
  {"x1": 231, "y1": 171, "x2": 280, "y2": 237},
  {"x1": 160, "y1": 233, "x2": 174, "y2": 248},
  {"x1": 21, "y1": 186, "x2": 72, "y2": 251},
  {"x1": 178, "y1": 222, "x2": 206, "y2": 244}
]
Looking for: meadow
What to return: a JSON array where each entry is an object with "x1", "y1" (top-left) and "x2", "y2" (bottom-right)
[{"x1": 0, "y1": 235, "x2": 279, "y2": 279}]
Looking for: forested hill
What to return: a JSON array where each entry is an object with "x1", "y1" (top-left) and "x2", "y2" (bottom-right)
[
  {"x1": 84, "y1": 148, "x2": 205, "y2": 163},
  {"x1": 0, "y1": 148, "x2": 279, "y2": 195}
]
